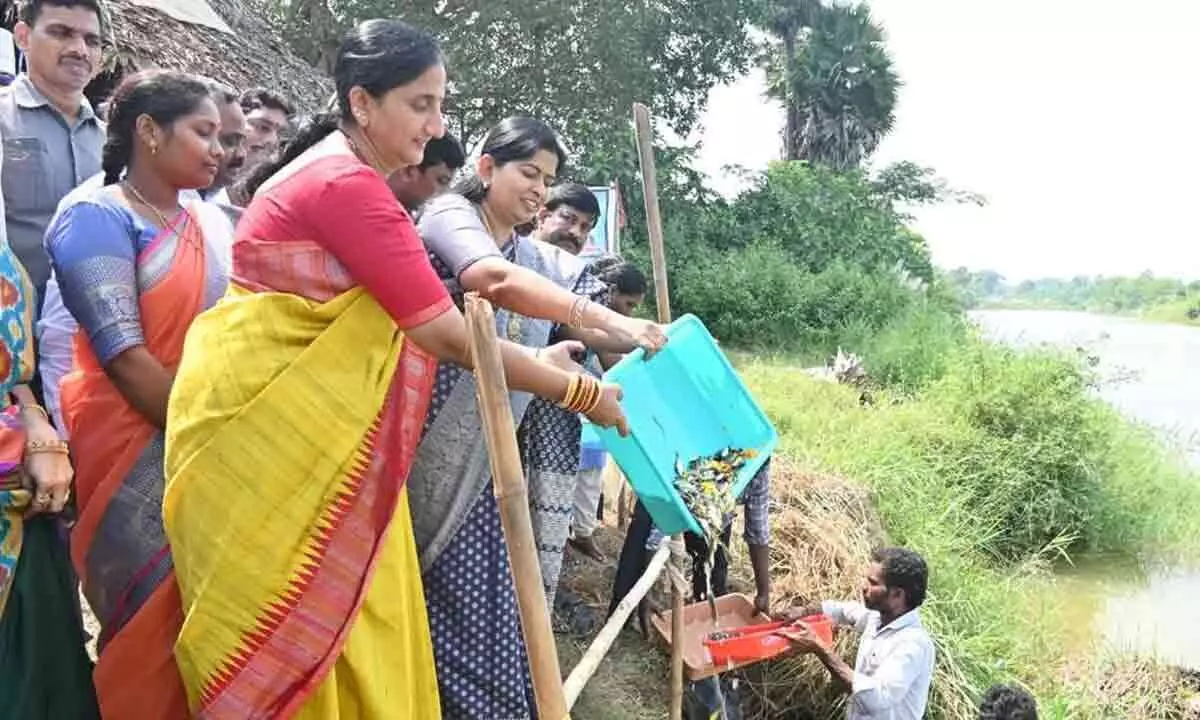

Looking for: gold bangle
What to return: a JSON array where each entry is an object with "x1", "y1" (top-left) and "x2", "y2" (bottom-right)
[
  {"x1": 20, "y1": 404, "x2": 49, "y2": 423},
  {"x1": 558, "y1": 375, "x2": 581, "y2": 410},
  {"x1": 26, "y1": 438, "x2": 70, "y2": 455},
  {"x1": 567, "y1": 376, "x2": 601, "y2": 414},
  {"x1": 575, "y1": 377, "x2": 593, "y2": 413},
  {"x1": 568, "y1": 296, "x2": 589, "y2": 328},
  {"x1": 579, "y1": 378, "x2": 602, "y2": 414}
]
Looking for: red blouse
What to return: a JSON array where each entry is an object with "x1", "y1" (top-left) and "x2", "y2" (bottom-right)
[{"x1": 235, "y1": 153, "x2": 451, "y2": 329}]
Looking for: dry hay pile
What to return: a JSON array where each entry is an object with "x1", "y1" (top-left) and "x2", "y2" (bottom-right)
[
  {"x1": 1069, "y1": 656, "x2": 1200, "y2": 719},
  {"x1": 733, "y1": 459, "x2": 886, "y2": 719}
]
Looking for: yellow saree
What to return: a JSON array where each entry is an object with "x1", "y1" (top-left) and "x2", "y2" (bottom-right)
[{"x1": 163, "y1": 276, "x2": 441, "y2": 719}]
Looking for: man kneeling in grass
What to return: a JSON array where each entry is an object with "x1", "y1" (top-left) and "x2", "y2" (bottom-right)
[{"x1": 779, "y1": 547, "x2": 935, "y2": 720}]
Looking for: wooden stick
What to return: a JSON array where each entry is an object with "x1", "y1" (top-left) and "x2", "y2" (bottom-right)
[
  {"x1": 667, "y1": 549, "x2": 685, "y2": 720},
  {"x1": 633, "y1": 104, "x2": 672, "y2": 322},
  {"x1": 633, "y1": 101, "x2": 686, "y2": 720},
  {"x1": 465, "y1": 293, "x2": 568, "y2": 720},
  {"x1": 564, "y1": 542, "x2": 672, "y2": 709}
]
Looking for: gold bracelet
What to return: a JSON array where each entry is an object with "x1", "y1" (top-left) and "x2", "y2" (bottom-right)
[
  {"x1": 578, "y1": 378, "x2": 602, "y2": 414},
  {"x1": 565, "y1": 376, "x2": 602, "y2": 415},
  {"x1": 558, "y1": 375, "x2": 581, "y2": 410},
  {"x1": 26, "y1": 438, "x2": 70, "y2": 455},
  {"x1": 560, "y1": 374, "x2": 591, "y2": 413},
  {"x1": 568, "y1": 296, "x2": 589, "y2": 328},
  {"x1": 20, "y1": 404, "x2": 49, "y2": 423}
]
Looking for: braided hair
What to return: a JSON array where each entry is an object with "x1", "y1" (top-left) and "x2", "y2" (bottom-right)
[
  {"x1": 588, "y1": 255, "x2": 647, "y2": 298},
  {"x1": 101, "y1": 70, "x2": 211, "y2": 185}
]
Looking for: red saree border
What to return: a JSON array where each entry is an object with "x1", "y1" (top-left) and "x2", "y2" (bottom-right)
[{"x1": 195, "y1": 341, "x2": 437, "y2": 719}]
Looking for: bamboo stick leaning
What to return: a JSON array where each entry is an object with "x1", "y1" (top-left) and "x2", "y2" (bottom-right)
[
  {"x1": 563, "y1": 541, "x2": 672, "y2": 707},
  {"x1": 466, "y1": 293, "x2": 569, "y2": 720}
]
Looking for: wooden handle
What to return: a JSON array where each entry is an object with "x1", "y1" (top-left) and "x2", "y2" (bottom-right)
[
  {"x1": 633, "y1": 102, "x2": 672, "y2": 325},
  {"x1": 466, "y1": 293, "x2": 569, "y2": 720}
]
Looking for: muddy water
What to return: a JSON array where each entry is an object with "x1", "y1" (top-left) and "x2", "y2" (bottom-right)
[{"x1": 972, "y1": 309, "x2": 1200, "y2": 669}]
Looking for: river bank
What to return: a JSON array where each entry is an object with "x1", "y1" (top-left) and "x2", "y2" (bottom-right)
[
  {"x1": 560, "y1": 313, "x2": 1200, "y2": 717},
  {"x1": 560, "y1": 306, "x2": 1200, "y2": 718},
  {"x1": 979, "y1": 300, "x2": 1200, "y2": 329},
  {"x1": 739, "y1": 336, "x2": 1200, "y2": 715}
]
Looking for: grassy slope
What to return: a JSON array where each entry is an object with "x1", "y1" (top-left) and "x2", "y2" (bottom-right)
[
  {"x1": 736, "y1": 350, "x2": 1200, "y2": 717},
  {"x1": 557, "y1": 323, "x2": 1200, "y2": 717},
  {"x1": 1141, "y1": 297, "x2": 1200, "y2": 327}
]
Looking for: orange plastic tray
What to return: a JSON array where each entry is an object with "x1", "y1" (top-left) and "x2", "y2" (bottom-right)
[
  {"x1": 651, "y1": 594, "x2": 788, "y2": 680},
  {"x1": 703, "y1": 614, "x2": 833, "y2": 666}
]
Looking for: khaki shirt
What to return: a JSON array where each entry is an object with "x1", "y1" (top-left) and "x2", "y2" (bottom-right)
[{"x1": 0, "y1": 75, "x2": 103, "y2": 306}]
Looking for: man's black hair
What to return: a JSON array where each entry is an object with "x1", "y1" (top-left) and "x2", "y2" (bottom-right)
[
  {"x1": 19, "y1": 0, "x2": 103, "y2": 27},
  {"x1": 872, "y1": 547, "x2": 928, "y2": 609},
  {"x1": 202, "y1": 78, "x2": 239, "y2": 106},
  {"x1": 978, "y1": 684, "x2": 1038, "y2": 720},
  {"x1": 545, "y1": 182, "x2": 600, "y2": 218},
  {"x1": 240, "y1": 87, "x2": 294, "y2": 117},
  {"x1": 420, "y1": 133, "x2": 465, "y2": 171}
]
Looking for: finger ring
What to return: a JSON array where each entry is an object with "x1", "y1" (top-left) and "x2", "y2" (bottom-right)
[{"x1": 35, "y1": 493, "x2": 51, "y2": 506}]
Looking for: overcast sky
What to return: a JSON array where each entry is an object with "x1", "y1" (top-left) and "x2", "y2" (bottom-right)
[{"x1": 694, "y1": 0, "x2": 1200, "y2": 282}]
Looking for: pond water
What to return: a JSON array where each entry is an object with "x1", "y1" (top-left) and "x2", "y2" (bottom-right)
[{"x1": 971, "y1": 309, "x2": 1200, "y2": 669}]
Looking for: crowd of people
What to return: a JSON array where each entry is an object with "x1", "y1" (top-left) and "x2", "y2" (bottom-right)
[{"x1": 0, "y1": 1, "x2": 1043, "y2": 718}]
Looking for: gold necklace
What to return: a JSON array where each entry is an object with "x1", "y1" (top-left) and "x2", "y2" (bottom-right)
[
  {"x1": 478, "y1": 210, "x2": 525, "y2": 341},
  {"x1": 342, "y1": 128, "x2": 385, "y2": 174},
  {"x1": 480, "y1": 205, "x2": 511, "y2": 244},
  {"x1": 122, "y1": 181, "x2": 176, "y2": 228},
  {"x1": 503, "y1": 231, "x2": 524, "y2": 342}
]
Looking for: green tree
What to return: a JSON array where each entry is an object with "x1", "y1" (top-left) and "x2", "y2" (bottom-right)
[
  {"x1": 870, "y1": 160, "x2": 986, "y2": 209},
  {"x1": 759, "y1": 0, "x2": 820, "y2": 161},
  {"x1": 266, "y1": 0, "x2": 760, "y2": 152},
  {"x1": 761, "y1": 0, "x2": 900, "y2": 169}
]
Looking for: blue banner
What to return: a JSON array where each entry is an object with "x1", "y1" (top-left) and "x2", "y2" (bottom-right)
[{"x1": 581, "y1": 185, "x2": 619, "y2": 259}]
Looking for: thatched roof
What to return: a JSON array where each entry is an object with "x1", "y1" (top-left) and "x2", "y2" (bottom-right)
[{"x1": 100, "y1": 0, "x2": 331, "y2": 112}]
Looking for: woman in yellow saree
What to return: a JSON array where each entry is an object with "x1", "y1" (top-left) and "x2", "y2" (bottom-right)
[{"x1": 163, "y1": 20, "x2": 627, "y2": 719}]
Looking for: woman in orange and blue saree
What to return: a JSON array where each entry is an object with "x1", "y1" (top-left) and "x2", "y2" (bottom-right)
[
  {"x1": 161, "y1": 20, "x2": 627, "y2": 719},
  {"x1": 47, "y1": 71, "x2": 230, "y2": 719}
]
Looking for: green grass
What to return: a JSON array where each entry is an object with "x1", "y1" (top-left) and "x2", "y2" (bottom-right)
[
  {"x1": 1141, "y1": 297, "x2": 1200, "y2": 327},
  {"x1": 730, "y1": 315, "x2": 1200, "y2": 717}
]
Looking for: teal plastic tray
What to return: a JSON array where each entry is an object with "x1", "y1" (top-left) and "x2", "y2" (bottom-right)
[{"x1": 595, "y1": 315, "x2": 777, "y2": 536}]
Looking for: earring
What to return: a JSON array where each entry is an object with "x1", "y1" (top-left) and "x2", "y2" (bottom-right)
[{"x1": 150, "y1": 143, "x2": 158, "y2": 156}]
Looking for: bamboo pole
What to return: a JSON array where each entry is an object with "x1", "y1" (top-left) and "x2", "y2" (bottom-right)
[
  {"x1": 563, "y1": 541, "x2": 672, "y2": 708},
  {"x1": 632, "y1": 101, "x2": 686, "y2": 720},
  {"x1": 465, "y1": 293, "x2": 569, "y2": 720},
  {"x1": 633, "y1": 104, "x2": 672, "y2": 321}
]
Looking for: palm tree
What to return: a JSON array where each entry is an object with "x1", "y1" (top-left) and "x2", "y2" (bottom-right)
[
  {"x1": 762, "y1": 1, "x2": 899, "y2": 170},
  {"x1": 761, "y1": 0, "x2": 819, "y2": 161}
]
